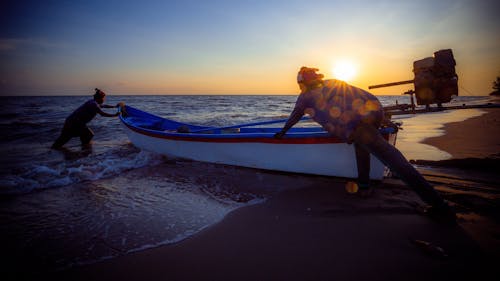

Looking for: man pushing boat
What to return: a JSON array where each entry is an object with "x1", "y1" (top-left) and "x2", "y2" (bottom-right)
[
  {"x1": 274, "y1": 67, "x2": 456, "y2": 223},
  {"x1": 52, "y1": 88, "x2": 121, "y2": 149}
]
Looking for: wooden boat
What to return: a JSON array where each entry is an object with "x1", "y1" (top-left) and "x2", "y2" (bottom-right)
[{"x1": 119, "y1": 105, "x2": 397, "y2": 180}]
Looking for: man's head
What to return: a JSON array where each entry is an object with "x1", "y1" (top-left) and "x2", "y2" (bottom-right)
[
  {"x1": 94, "y1": 88, "x2": 106, "y2": 104},
  {"x1": 297, "y1": 67, "x2": 324, "y2": 92}
]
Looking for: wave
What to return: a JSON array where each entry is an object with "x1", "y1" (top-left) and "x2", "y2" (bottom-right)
[
  {"x1": 0, "y1": 113, "x2": 20, "y2": 119},
  {"x1": 0, "y1": 147, "x2": 164, "y2": 195},
  {"x1": 2, "y1": 121, "x2": 45, "y2": 127}
]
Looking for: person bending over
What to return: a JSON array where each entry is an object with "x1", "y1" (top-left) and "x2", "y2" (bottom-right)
[
  {"x1": 52, "y1": 88, "x2": 120, "y2": 149},
  {"x1": 274, "y1": 67, "x2": 455, "y2": 222}
]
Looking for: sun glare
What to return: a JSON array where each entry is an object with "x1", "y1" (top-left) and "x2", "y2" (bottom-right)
[{"x1": 332, "y1": 60, "x2": 357, "y2": 82}]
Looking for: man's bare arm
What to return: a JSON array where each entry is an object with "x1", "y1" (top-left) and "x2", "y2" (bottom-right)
[
  {"x1": 100, "y1": 104, "x2": 119, "y2": 109},
  {"x1": 97, "y1": 107, "x2": 119, "y2": 117},
  {"x1": 274, "y1": 106, "x2": 305, "y2": 138}
]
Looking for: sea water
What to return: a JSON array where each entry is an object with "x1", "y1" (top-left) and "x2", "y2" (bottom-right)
[{"x1": 0, "y1": 94, "x2": 490, "y2": 272}]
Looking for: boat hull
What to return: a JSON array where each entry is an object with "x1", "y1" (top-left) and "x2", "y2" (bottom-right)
[
  {"x1": 128, "y1": 124, "x2": 385, "y2": 177},
  {"x1": 120, "y1": 108, "x2": 396, "y2": 179}
]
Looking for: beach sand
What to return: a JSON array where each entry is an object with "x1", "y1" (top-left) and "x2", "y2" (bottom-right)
[
  {"x1": 52, "y1": 109, "x2": 500, "y2": 281},
  {"x1": 423, "y1": 108, "x2": 500, "y2": 159}
]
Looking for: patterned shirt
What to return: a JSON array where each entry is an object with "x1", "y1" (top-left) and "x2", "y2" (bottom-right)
[{"x1": 284, "y1": 79, "x2": 384, "y2": 141}]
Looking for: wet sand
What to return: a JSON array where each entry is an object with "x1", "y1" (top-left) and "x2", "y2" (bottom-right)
[
  {"x1": 51, "y1": 109, "x2": 500, "y2": 281},
  {"x1": 417, "y1": 108, "x2": 500, "y2": 266},
  {"x1": 422, "y1": 108, "x2": 500, "y2": 159}
]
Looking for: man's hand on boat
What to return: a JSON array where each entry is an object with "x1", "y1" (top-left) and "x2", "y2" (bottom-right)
[
  {"x1": 117, "y1": 102, "x2": 127, "y2": 117},
  {"x1": 273, "y1": 130, "x2": 286, "y2": 139}
]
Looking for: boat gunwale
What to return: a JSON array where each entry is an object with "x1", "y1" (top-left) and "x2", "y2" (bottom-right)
[{"x1": 119, "y1": 106, "x2": 392, "y2": 144}]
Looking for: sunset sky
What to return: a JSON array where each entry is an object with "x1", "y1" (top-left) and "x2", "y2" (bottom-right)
[{"x1": 1, "y1": 0, "x2": 499, "y2": 96}]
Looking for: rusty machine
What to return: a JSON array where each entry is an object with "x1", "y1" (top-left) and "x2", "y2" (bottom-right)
[{"x1": 370, "y1": 49, "x2": 458, "y2": 111}]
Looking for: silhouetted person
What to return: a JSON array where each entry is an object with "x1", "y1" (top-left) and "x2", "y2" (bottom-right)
[
  {"x1": 275, "y1": 67, "x2": 455, "y2": 223},
  {"x1": 52, "y1": 88, "x2": 119, "y2": 149}
]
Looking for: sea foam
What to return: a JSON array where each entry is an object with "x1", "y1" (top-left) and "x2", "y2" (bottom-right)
[{"x1": 0, "y1": 148, "x2": 163, "y2": 195}]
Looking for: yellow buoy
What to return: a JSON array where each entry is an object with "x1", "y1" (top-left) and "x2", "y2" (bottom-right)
[{"x1": 345, "y1": 181, "x2": 359, "y2": 194}]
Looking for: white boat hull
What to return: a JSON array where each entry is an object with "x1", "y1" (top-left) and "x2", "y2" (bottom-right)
[{"x1": 122, "y1": 123, "x2": 394, "y2": 179}]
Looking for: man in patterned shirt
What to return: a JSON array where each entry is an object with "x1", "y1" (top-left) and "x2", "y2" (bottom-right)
[{"x1": 275, "y1": 67, "x2": 454, "y2": 222}]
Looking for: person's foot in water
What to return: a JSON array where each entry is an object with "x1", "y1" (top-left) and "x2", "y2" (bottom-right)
[{"x1": 81, "y1": 141, "x2": 93, "y2": 150}]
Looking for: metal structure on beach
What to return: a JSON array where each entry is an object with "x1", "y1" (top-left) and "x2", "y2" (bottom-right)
[{"x1": 372, "y1": 49, "x2": 460, "y2": 114}]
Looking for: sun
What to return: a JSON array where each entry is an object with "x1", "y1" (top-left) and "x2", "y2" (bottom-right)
[{"x1": 332, "y1": 60, "x2": 357, "y2": 82}]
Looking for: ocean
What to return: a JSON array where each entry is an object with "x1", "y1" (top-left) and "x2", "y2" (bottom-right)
[{"x1": 0, "y1": 94, "x2": 491, "y2": 273}]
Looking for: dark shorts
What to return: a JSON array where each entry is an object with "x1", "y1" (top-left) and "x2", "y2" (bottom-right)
[{"x1": 52, "y1": 122, "x2": 94, "y2": 148}]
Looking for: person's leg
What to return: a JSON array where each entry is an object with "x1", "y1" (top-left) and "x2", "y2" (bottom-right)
[
  {"x1": 52, "y1": 133, "x2": 72, "y2": 149},
  {"x1": 51, "y1": 123, "x2": 73, "y2": 149},
  {"x1": 354, "y1": 143, "x2": 370, "y2": 187},
  {"x1": 79, "y1": 126, "x2": 94, "y2": 145},
  {"x1": 351, "y1": 123, "x2": 448, "y2": 209}
]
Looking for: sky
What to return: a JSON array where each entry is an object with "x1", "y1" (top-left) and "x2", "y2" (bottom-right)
[{"x1": 1, "y1": 0, "x2": 499, "y2": 96}]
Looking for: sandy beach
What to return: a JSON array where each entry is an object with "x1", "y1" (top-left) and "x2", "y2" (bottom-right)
[
  {"x1": 423, "y1": 108, "x2": 500, "y2": 159},
  {"x1": 49, "y1": 108, "x2": 499, "y2": 281}
]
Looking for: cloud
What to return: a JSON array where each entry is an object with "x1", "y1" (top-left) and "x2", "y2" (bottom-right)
[
  {"x1": 115, "y1": 81, "x2": 129, "y2": 87},
  {"x1": 0, "y1": 38, "x2": 67, "y2": 52},
  {"x1": 0, "y1": 39, "x2": 21, "y2": 51}
]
